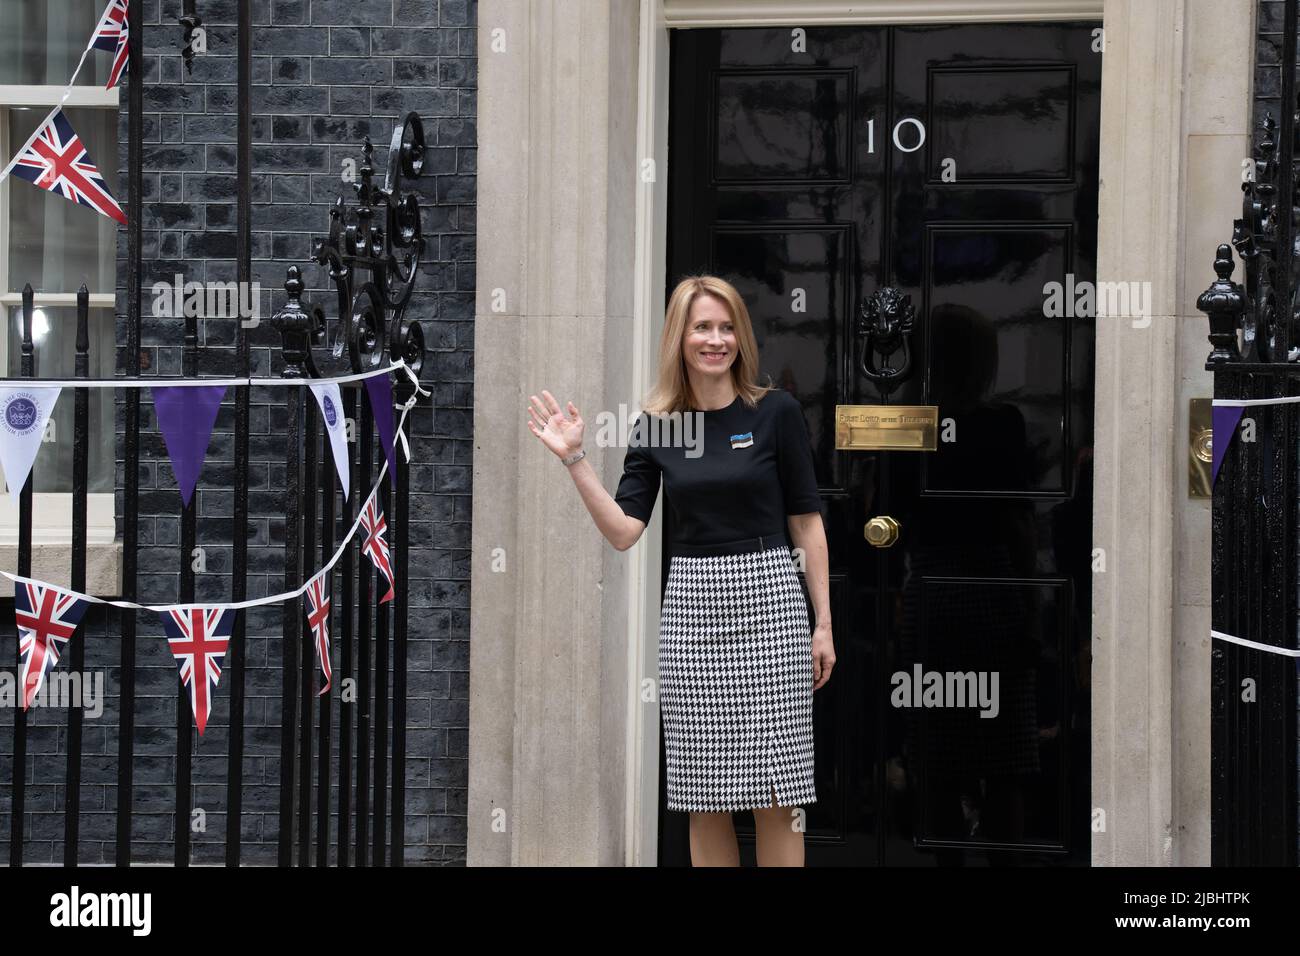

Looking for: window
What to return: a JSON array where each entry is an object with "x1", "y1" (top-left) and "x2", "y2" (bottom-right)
[{"x1": 0, "y1": 0, "x2": 120, "y2": 546}]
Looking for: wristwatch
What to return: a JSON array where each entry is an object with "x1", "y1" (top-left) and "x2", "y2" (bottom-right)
[{"x1": 561, "y1": 449, "x2": 586, "y2": 466}]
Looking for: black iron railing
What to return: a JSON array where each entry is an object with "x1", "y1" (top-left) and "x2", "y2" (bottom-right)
[
  {"x1": 1198, "y1": 0, "x2": 1300, "y2": 867},
  {"x1": 0, "y1": 4, "x2": 425, "y2": 867}
]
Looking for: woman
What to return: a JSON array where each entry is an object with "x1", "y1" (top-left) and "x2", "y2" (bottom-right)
[{"x1": 526, "y1": 275, "x2": 834, "y2": 866}]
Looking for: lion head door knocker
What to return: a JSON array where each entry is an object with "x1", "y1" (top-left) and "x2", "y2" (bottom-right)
[
  {"x1": 835, "y1": 286, "x2": 937, "y2": 453},
  {"x1": 856, "y1": 286, "x2": 916, "y2": 399}
]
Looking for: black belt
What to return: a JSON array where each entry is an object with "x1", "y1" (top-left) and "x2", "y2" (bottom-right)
[{"x1": 672, "y1": 532, "x2": 789, "y2": 557}]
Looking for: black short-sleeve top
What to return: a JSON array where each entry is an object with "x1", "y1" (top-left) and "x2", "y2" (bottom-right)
[{"x1": 613, "y1": 387, "x2": 822, "y2": 548}]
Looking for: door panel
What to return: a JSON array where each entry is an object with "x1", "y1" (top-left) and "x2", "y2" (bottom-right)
[
  {"x1": 714, "y1": 70, "x2": 854, "y2": 182},
  {"x1": 712, "y1": 226, "x2": 850, "y2": 486},
  {"x1": 922, "y1": 224, "x2": 1072, "y2": 495},
  {"x1": 664, "y1": 21, "x2": 1098, "y2": 867},
  {"x1": 928, "y1": 67, "x2": 1076, "y2": 181},
  {"x1": 907, "y1": 577, "x2": 1070, "y2": 849}
]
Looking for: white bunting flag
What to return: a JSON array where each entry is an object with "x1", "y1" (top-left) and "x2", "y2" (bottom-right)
[
  {"x1": 309, "y1": 381, "x2": 350, "y2": 501},
  {"x1": 0, "y1": 387, "x2": 61, "y2": 504}
]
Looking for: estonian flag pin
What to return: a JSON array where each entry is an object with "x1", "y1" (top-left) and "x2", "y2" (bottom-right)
[{"x1": 730, "y1": 431, "x2": 753, "y2": 449}]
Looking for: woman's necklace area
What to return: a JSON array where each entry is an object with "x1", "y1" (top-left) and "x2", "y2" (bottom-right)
[{"x1": 695, "y1": 391, "x2": 738, "y2": 413}]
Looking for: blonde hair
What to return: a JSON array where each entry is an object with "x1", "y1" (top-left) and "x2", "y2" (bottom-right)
[{"x1": 642, "y1": 275, "x2": 774, "y2": 415}]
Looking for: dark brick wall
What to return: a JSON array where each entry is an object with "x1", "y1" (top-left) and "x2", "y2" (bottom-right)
[
  {"x1": 1255, "y1": 0, "x2": 1290, "y2": 149},
  {"x1": 0, "y1": 0, "x2": 473, "y2": 865}
]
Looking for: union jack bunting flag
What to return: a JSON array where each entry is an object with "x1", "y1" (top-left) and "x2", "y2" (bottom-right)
[
  {"x1": 91, "y1": 0, "x2": 130, "y2": 90},
  {"x1": 305, "y1": 571, "x2": 332, "y2": 695},
  {"x1": 360, "y1": 497, "x2": 396, "y2": 604},
  {"x1": 14, "y1": 581, "x2": 92, "y2": 710},
  {"x1": 162, "y1": 607, "x2": 235, "y2": 735},
  {"x1": 7, "y1": 109, "x2": 126, "y2": 225}
]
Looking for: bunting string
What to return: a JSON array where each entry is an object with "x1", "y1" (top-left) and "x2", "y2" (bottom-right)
[
  {"x1": 0, "y1": 378, "x2": 426, "y2": 615},
  {"x1": 0, "y1": 361, "x2": 423, "y2": 504},
  {"x1": 1211, "y1": 630, "x2": 1300, "y2": 658},
  {"x1": 1211, "y1": 395, "x2": 1300, "y2": 408},
  {"x1": 0, "y1": 358, "x2": 416, "y2": 391}
]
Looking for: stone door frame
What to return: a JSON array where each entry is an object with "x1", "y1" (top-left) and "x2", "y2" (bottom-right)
[{"x1": 470, "y1": 0, "x2": 1249, "y2": 867}]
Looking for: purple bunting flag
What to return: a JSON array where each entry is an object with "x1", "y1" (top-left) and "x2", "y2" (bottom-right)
[
  {"x1": 1211, "y1": 405, "x2": 1245, "y2": 486},
  {"x1": 152, "y1": 385, "x2": 227, "y2": 507},
  {"x1": 364, "y1": 372, "x2": 397, "y2": 487}
]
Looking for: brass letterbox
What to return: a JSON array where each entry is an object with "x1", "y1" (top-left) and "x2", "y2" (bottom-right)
[{"x1": 835, "y1": 405, "x2": 939, "y2": 452}]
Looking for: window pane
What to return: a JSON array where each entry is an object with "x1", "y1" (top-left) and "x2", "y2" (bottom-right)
[
  {"x1": 6, "y1": 305, "x2": 115, "y2": 493},
  {"x1": 0, "y1": 0, "x2": 116, "y2": 86},
  {"x1": 7, "y1": 106, "x2": 119, "y2": 295}
]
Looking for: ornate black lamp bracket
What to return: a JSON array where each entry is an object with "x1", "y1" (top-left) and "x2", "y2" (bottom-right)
[
  {"x1": 275, "y1": 113, "x2": 428, "y2": 381},
  {"x1": 1201, "y1": 108, "x2": 1300, "y2": 365}
]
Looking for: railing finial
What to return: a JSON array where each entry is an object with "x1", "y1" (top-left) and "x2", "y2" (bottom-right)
[{"x1": 1198, "y1": 243, "x2": 1246, "y2": 366}]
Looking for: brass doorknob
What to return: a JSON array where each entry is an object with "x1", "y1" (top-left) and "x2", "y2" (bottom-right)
[{"x1": 864, "y1": 515, "x2": 900, "y2": 548}]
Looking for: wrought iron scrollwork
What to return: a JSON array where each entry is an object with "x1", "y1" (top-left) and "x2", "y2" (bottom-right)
[
  {"x1": 1200, "y1": 108, "x2": 1300, "y2": 364},
  {"x1": 856, "y1": 286, "x2": 916, "y2": 399},
  {"x1": 275, "y1": 112, "x2": 428, "y2": 380}
]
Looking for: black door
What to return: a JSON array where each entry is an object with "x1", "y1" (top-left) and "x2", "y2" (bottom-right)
[{"x1": 662, "y1": 22, "x2": 1099, "y2": 866}]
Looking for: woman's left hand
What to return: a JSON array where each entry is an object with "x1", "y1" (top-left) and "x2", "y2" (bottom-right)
[{"x1": 812, "y1": 620, "x2": 835, "y2": 690}]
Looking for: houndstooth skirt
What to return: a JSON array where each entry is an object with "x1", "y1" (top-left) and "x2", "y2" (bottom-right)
[{"x1": 658, "y1": 540, "x2": 817, "y2": 812}]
